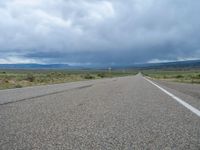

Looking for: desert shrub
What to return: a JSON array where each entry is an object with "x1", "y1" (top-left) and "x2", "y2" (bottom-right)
[
  {"x1": 97, "y1": 73, "x2": 106, "y2": 78},
  {"x1": 191, "y1": 74, "x2": 200, "y2": 79},
  {"x1": 194, "y1": 74, "x2": 200, "y2": 79},
  {"x1": 2, "y1": 79, "x2": 9, "y2": 83},
  {"x1": 163, "y1": 75, "x2": 167, "y2": 79},
  {"x1": 15, "y1": 84, "x2": 23, "y2": 88},
  {"x1": 175, "y1": 75, "x2": 184, "y2": 78},
  {"x1": 46, "y1": 72, "x2": 66, "y2": 78},
  {"x1": 25, "y1": 74, "x2": 35, "y2": 82},
  {"x1": 83, "y1": 73, "x2": 95, "y2": 79},
  {"x1": 36, "y1": 78, "x2": 48, "y2": 83}
]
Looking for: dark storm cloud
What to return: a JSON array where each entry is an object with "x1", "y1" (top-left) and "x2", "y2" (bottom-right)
[{"x1": 0, "y1": 0, "x2": 200, "y2": 64}]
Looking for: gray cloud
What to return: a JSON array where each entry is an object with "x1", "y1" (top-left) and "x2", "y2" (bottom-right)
[{"x1": 0, "y1": 0, "x2": 200, "y2": 65}]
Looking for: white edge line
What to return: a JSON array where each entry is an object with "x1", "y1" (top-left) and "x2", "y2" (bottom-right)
[{"x1": 143, "y1": 77, "x2": 200, "y2": 117}]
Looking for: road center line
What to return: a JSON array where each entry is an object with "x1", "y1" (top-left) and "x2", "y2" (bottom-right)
[{"x1": 144, "y1": 77, "x2": 200, "y2": 117}]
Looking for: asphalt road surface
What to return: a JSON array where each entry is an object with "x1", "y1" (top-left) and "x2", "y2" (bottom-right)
[{"x1": 0, "y1": 74, "x2": 200, "y2": 149}]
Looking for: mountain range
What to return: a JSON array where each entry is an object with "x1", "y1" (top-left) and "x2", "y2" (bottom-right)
[{"x1": 0, "y1": 60, "x2": 200, "y2": 70}]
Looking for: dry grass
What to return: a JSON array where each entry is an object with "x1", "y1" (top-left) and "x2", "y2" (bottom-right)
[
  {"x1": 0, "y1": 70, "x2": 137, "y2": 90},
  {"x1": 142, "y1": 70, "x2": 200, "y2": 84}
]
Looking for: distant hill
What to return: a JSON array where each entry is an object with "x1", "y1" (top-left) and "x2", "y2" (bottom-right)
[
  {"x1": 133, "y1": 60, "x2": 200, "y2": 70},
  {"x1": 0, "y1": 64, "x2": 73, "y2": 69},
  {"x1": 0, "y1": 60, "x2": 200, "y2": 70}
]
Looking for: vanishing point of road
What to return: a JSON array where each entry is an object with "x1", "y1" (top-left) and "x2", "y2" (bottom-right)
[{"x1": 0, "y1": 74, "x2": 200, "y2": 149}]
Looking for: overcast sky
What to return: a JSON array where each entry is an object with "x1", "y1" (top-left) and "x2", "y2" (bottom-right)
[{"x1": 0, "y1": 0, "x2": 200, "y2": 65}]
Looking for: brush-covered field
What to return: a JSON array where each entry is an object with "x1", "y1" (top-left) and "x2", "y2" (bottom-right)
[
  {"x1": 143, "y1": 69, "x2": 200, "y2": 84},
  {"x1": 0, "y1": 70, "x2": 137, "y2": 90}
]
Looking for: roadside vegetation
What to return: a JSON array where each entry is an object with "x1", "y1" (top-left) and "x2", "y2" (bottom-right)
[
  {"x1": 0, "y1": 70, "x2": 137, "y2": 90},
  {"x1": 142, "y1": 69, "x2": 200, "y2": 84}
]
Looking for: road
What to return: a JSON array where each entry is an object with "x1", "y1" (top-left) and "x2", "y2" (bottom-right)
[{"x1": 0, "y1": 74, "x2": 200, "y2": 149}]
